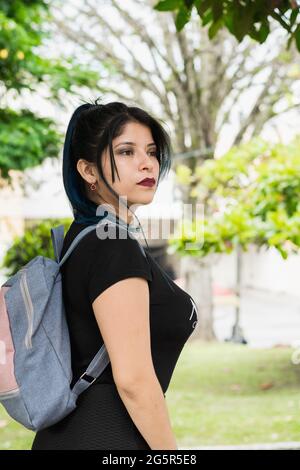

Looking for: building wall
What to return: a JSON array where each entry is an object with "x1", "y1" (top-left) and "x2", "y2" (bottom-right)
[{"x1": 211, "y1": 245, "x2": 300, "y2": 298}]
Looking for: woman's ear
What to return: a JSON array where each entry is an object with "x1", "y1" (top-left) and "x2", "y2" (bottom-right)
[{"x1": 76, "y1": 159, "x2": 98, "y2": 185}]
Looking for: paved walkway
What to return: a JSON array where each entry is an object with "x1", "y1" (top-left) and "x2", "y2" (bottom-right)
[{"x1": 213, "y1": 287, "x2": 300, "y2": 348}]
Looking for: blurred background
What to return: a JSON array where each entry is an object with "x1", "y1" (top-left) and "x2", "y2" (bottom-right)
[{"x1": 1, "y1": 0, "x2": 300, "y2": 450}]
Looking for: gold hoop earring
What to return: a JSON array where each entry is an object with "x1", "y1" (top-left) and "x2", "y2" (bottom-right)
[{"x1": 90, "y1": 182, "x2": 97, "y2": 191}]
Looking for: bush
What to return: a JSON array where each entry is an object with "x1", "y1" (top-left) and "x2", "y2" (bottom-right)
[{"x1": 1, "y1": 218, "x2": 72, "y2": 278}]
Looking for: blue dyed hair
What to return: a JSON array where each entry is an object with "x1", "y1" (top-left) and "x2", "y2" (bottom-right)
[{"x1": 62, "y1": 97, "x2": 172, "y2": 227}]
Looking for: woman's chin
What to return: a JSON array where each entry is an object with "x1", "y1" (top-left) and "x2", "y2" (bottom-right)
[{"x1": 133, "y1": 195, "x2": 154, "y2": 205}]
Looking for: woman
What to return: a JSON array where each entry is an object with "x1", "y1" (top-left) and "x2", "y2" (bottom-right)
[{"x1": 31, "y1": 98, "x2": 198, "y2": 450}]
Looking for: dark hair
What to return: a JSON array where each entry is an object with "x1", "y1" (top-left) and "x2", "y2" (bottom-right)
[{"x1": 62, "y1": 97, "x2": 172, "y2": 227}]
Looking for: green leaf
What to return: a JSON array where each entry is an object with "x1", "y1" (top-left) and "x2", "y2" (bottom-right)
[
  {"x1": 201, "y1": 8, "x2": 213, "y2": 26},
  {"x1": 208, "y1": 17, "x2": 223, "y2": 39},
  {"x1": 153, "y1": 0, "x2": 182, "y2": 11},
  {"x1": 295, "y1": 24, "x2": 300, "y2": 51},
  {"x1": 290, "y1": 7, "x2": 299, "y2": 26},
  {"x1": 195, "y1": 0, "x2": 212, "y2": 16},
  {"x1": 256, "y1": 20, "x2": 270, "y2": 44},
  {"x1": 211, "y1": 0, "x2": 223, "y2": 21},
  {"x1": 287, "y1": 32, "x2": 294, "y2": 49},
  {"x1": 175, "y1": 5, "x2": 192, "y2": 30},
  {"x1": 183, "y1": 0, "x2": 194, "y2": 8},
  {"x1": 228, "y1": 6, "x2": 254, "y2": 42}
]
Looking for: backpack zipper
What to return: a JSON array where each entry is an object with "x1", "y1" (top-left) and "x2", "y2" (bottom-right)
[
  {"x1": 19, "y1": 269, "x2": 34, "y2": 349},
  {"x1": 0, "y1": 387, "x2": 20, "y2": 400}
]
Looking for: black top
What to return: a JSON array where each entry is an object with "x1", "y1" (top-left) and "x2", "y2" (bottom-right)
[{"x1": 59, "y1": 220, "x2": 199, "y2": 395}]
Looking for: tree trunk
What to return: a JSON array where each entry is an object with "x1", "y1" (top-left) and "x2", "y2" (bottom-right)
[
  {"x1": 180, "y1": 254, "x2": 217, "y2": 341},
  {"x1": 175, "y1": 172, "x2": 217, "y2": 342}
]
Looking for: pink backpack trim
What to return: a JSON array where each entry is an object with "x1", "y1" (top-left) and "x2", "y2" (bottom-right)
[{"x1": 0, "y1": 286, "x2": 19, "y2": 395}]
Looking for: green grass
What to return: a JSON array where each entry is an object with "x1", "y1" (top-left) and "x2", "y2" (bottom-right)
[
  {"x1": 0, "y1": 412, "x2": 35, "y2": 450},
  {"x1": 167, "y1": 341, "x2": 300, "y2": 447},
  {"x1": 1, "y1": 341, "x2": 300, "y2": 449}
]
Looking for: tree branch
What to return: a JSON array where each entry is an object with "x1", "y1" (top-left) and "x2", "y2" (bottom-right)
[{"x1": 52, "y1": 17, "x2": 164, "y2": 102}]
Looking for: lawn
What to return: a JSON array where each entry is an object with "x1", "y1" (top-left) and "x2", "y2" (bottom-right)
[
  {"x1": 1, "y1": 341, "x2": 300, "y2": 449},
  {"x1": 168, "y1": 340, "x2": 300, "y2": 447}
]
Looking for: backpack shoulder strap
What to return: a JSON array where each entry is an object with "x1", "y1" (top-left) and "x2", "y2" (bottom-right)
[
  {"x1": 55, "y1": 224, "x2": 98, "y2": 267},
  {"x1": 52, "y1": 215, "x2": 145, "y2": 266},
  {"x1": 50, "y1": 224, "x2": 97, "y2": 265},
  {"x1": 71, "y1": 344, "x2": 110, "y2": 397},
  {"x1": 50, "y1": 225, "x2": 65, "y2": 263}
]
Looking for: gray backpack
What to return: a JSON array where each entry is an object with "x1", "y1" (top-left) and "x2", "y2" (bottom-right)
[{"x1": 0, "y1": 223, "x2": 115, "y2": 432}]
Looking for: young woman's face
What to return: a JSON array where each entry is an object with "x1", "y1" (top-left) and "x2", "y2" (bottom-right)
[{"x1": 98, "y1": 121, "x2": 160, "y2": 214}]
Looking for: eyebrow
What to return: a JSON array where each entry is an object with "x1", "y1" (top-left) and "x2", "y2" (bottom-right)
[{"x1": 114, "y1": 141, "x2": 156, "y2": 149}]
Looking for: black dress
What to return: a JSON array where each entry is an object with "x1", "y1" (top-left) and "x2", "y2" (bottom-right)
[{"x1": 31, "y1": 220, "x2": 199, "y2": 450}]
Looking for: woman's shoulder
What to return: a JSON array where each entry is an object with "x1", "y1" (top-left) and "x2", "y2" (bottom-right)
[{"x1": 61, "y1": 219, "x2": 147, "y2": 260}]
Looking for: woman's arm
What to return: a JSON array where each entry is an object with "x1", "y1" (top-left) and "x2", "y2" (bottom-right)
[
  {"x1": 92, "y1": 276, "x2": 178, "y2": 450},
  {"x1": 116, "y1": 373, "x2": 178, "y2": 450}
]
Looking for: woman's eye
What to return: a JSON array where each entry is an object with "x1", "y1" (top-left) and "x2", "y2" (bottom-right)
[
  {"x1": 120, "y1": 149, "x2": 133, "y2": 155},
  {"x1": 119, "y1": 149, "x2": 157, "y2": 157}
]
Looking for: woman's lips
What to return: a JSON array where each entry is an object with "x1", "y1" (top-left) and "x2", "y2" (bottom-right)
[{"x1": 137, "y1": 180, "x2": 155, "y2": 187}]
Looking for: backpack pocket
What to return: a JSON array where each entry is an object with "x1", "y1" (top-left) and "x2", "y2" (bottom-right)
[
  {"x1": 0, "y1": 285, "x2": 20, "y2": 398},
  {"x1": 19, "y1": 269, "x2": 34, "y2": 350}
]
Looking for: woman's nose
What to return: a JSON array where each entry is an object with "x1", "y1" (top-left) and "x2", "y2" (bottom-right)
[{"x1": 139, "y1": 151, "x2": 154, "y2": 168}]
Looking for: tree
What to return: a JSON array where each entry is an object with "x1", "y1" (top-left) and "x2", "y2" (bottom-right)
[
  {"x1": 170, "y1": 136, "x2": 300, "y2": 338},
  {"x1": 47, "y1": 0, "x2": 300, "y2": 340},
  {"x1": 0, "y1": 0, "x2": 102, "y2": 188},
  {"x1": 154, "y1": 0, "x2": 300, "y2": 51}
]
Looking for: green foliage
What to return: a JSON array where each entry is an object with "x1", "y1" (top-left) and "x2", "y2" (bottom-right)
[
  {"x1": 0, "y1": 108, "x2": 63, "y2": 182},
  {"x1": 169, "y1": 136, "x2": 300, "y2": 260},
  {"x1": 154, "y1": 0, "x2": 300, "y2": 51},
  {"x1": 0, "y1": 0, "x2": 100, "y2": 94},
  {"x1": 0, "y1": 0, "x2": 102, "y2": 183},
  {"x1": 168, "y1": 205, "x2": 259, "y2": 258},
  {"x1": 0, "y1": 1, "x2": 51, "y2": 91},
  {"x1": 251, "y1": 141, "x2": 300, "y2": 219},
  {"x1": 1, "y1": 218, "x2": 72, "y2": 278}
]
